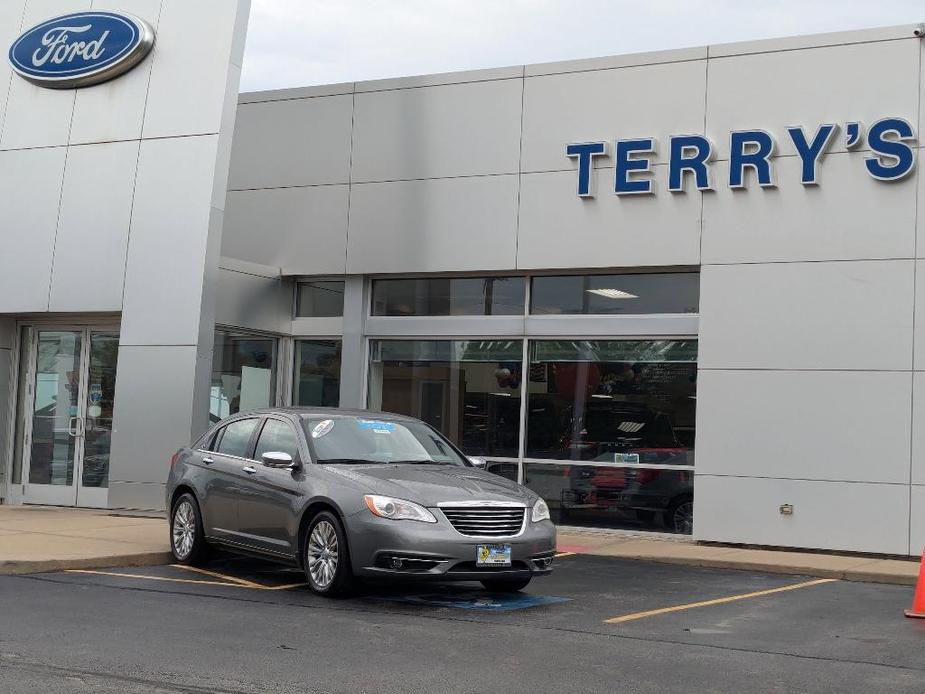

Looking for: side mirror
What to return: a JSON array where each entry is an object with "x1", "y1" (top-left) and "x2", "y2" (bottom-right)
[
  {"x1": 262, "y1": 451, "x2": 298, "y2": 469},
  {"x1": 468, "y1": 456, "x2": 487, "y2": 469}
]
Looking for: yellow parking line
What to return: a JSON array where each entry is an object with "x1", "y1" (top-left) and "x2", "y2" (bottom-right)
[
  {"x1": 258, "y1": 582, "x2": 309, "y2": 591},
  {"x1": 554, "y1": 552, "x2": 576, "y2": 559},
  {"x1": 65, "y1": 569, "x2": 242, "y2": 588},
  {"x1": 170, "y1": 564, "x2": 265, "y2": 588},
  {"x1": 604, "y1": 578, "x2": 838, "y2": 624}
]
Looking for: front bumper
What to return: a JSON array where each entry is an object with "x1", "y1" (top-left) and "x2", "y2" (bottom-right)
[{"x1": 346, "y1": 509, "x2": 557, "y2": 581}]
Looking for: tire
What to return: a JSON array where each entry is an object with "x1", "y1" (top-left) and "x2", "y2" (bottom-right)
[
  {"x1": 170, "y1": 493, "x2": 207, "y2": 564},
  {"x1": 480, "y1": 577, "x2": 531, "y2": 593},
  {"x1": 665, "y1": 496, "x2": 694, "y2": 535},
  {"x1": 303, "y1": 510, "x2": 353, "y2": 596}
]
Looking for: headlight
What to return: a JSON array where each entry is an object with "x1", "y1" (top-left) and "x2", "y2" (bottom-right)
[
  {"x1": 531, "y1": 498, "x2": 551, "y2": 523},
  {"x1": 364, "y1": 495, "x2": 437, "y2": 523}
]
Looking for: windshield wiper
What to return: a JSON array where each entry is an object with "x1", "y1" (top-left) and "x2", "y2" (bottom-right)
[
  {"x1": 387, "y1": 459, "x2": 453, "y2": 465},
  {"x1": 317, "y1": 458, "x2": 385, "y2": 465}
]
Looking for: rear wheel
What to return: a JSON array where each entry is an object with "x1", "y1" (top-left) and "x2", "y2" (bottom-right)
[
  {"x1": 303, "y1": 511, "x2": 353, "y2": 596},
  {"x1": 480, "y1": 577, "x2": 531, "y2": 593},
  {"x1": 666, "y1": 496, "x2": 694, "y2": 535},
  {"x1": 170, "y1": 493, "x2": 207, "y2": 564}
]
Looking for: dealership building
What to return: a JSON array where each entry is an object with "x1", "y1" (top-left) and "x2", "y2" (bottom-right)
[{"x1": 1, "y1": 3, "x2": 924, "y2": 557}]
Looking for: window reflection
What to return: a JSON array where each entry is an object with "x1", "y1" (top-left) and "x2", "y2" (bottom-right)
[
  {"x1": 210, "y1": 331, "x2": 277, "y2": 422},
  {"x1": 296, "y1": 281, "x2": 345, "y2": 317},
  {"x1": 372, "y1": 277, "x2": 525, "y2": 316},
  {"x1": 526, "y1": 340, "x2": 696, "y2": 465},
  {"x1": 293, "y1": 339, "x2": 341, "y2": 407},
  {"x1": 367, "y1": 340, "x2": 522, "y2": 457},
  {"x1": 523, "y1": 463, "x2": 694, "y2": 534},
  {"x1": 531, "y1": 272, "x2": 699, "y2": 315}
]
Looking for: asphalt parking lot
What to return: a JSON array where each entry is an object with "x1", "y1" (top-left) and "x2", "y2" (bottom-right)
[{"x1": 1, "y1": 552, "x2": 923, "y2": 693}]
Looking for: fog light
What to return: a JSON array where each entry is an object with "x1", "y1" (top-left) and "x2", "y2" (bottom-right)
[{"x1": 390, "y1": 557, "x2": 403, "y2": 569}]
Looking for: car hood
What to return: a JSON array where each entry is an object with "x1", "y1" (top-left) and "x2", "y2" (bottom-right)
[{"x1": 324, "y1": 463, "x2": 535, "y2": 507}]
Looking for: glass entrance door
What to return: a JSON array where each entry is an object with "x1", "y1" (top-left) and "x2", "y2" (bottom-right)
[{"x1": 20, "y1": 328, "x2": 119, "y2": 508}]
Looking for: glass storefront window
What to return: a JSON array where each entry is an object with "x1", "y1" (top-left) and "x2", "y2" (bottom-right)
[
  {"x1": 526, "y1": 340, "x2": 697, "y2": 463},
  {"x1": 371, "y1": 277, "x2": 526, "y2": 316},
  {"x1": 523, "y1": 463, "x2": 694, "y2": 534},
  {"x1": 367, "y1": 339, "x2": 523, "y2": 457},
  {"x1": 530, "y1": 272, "x2": 699, "y2": 315},
  {"x1": 523, "y1": 339, "x2": 697, "y2": 534},
  {"x1": 293, "y1": 339, "x2": 342, "y2": 407},
  {"x1": 210, "y1": 330, "x2": 277, "y2": 422},
  {"x1": 296, "y1": 281, "x2": 345, "y2": 317}
]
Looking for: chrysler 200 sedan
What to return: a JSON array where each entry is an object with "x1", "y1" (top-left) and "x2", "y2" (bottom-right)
[{"x1": 166, "y1": 408, "x2": 557, "y2": 595}]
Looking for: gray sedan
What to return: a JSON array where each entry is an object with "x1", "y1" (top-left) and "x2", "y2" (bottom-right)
[{"x1": 166, "y1": 408, "x2": 557, "y2": 595}]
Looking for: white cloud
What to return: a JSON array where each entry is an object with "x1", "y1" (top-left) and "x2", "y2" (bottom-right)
[{"x1": 241, "y1": 0, "x2": 924, "y2": 92}]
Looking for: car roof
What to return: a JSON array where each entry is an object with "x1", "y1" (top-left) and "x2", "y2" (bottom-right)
[{"x1": 236, "y1": 407, "x2": 420, "y2": 423}]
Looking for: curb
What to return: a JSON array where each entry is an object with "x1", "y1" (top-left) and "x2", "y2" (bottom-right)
[
  {"x1": 0, "y1": 551, "x2": 173, "y2": 576},
  {"x1": 566, "y1": 553, "x2": 919, "y2": 586}
]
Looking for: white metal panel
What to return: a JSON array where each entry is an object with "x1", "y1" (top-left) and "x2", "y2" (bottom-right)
[
  {"x1": 702, "y1": 154, "x2": 916, "y2": 264},
  {"x1": 347, "y1": 175, "x2": 519, "y2": 274},
  {"x1": 120, "y1": 135, "x2": 220, "y2": 346},
  {"x1": 0, "y1": 0, "x2": 90, "y2": 149},
  {"x1": 49, "y1": 140, "x2": 139, "y2": 311},
  {"x1": 227, "y1": 95, "x2": 354, "y2": 190},
  {"x1": 141, "y1": 0, "x2": 245, "y2": 138},
  {"x1": 911, "y1": 485, "x2": 925, "y2": 555},
  {"x1": 69, "y1": 0, "x2": 162, "y2": 145},
  {"x1": 910, "y1": 372, "x2": 925, "y2": 486},
  {"x1": 108, "y1": 481, "x2": 166, "y2": 510},
  {"x1": 351, "y1": 79, "x2": 523, "y2": 182},
  {"x1": 521, "y1": 59, "x2": 707, "y2": 173},
  {"x1": 693, "y1": 475, "x2": 911, "y2": 554},
  {"x1": 0, "y1": 1, "x2": 27, "y2": 141},
  {"x1": 707, "y1": 39, "x2": 920, "y2": 159},
  {"x1": 223, "y1": 185, "x2": 349, "y2": 274},
  {"x1": 517, "y1": 168, "x2": 702, "y2": 269},
  {"x1": 697, "y1": 369, "x2": 913, "y2": 484},
  {"x1": 215, "y1": 267, "x2": 288, "y2": 334},
  {"x1": 699, "y1": 260, "x2": 915, "y2": 370},
  {"x1": 0, "y1": 147, "x2": 67, "y2": 312},
  {"x1": 108, "y1": 345, "x2": 197, "y2": 485}
]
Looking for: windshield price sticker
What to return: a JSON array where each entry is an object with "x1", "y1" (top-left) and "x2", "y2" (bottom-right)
[
  {"x1": 311, "y1": 419, "x2": 335, "y2": 439},
  {"x1": 358, "y1": 420, "x2": 396, "y2": 434}
]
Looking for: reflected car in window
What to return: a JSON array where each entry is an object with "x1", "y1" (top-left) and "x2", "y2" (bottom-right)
[{"x1": 165, "y1": 408, "x2": 556, "y2": 596}]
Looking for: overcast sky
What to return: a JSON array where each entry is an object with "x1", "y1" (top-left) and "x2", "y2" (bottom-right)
[{"x1": 240, "y1": 0, "x2": 924, "y2": 92}]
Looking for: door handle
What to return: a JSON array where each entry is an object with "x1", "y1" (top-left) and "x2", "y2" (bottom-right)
[
  {"x1": 202, "y1": 457, "x2": 214, "y2": 465},
  {"x1": 242, "y1": 466, "x2": 257, "y2": 474},
  {"x1": 67, "y1": 416, "x2": 79, "y2": 438}
]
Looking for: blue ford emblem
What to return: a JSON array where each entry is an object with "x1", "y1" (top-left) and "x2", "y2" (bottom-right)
[{"x1": 8, "y1": 11, "x2": 155, "y2": 89}]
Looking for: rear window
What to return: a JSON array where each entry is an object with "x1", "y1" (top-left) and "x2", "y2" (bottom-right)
[{"x1": 216, "y1": 418, "x2": 259, "y2": 458}]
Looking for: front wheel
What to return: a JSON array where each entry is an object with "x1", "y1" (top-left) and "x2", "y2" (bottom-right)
[
  {"x1": 480, "y1": 577, "x2": 531, "y2": 593},
  {"x1": 170, "y1": 493, "x2": 207, "y2": 564},
  {"x1": 304, "y1": 511, "x2": 353, "y2": 596}
]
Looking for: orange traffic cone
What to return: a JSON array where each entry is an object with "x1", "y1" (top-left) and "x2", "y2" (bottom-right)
[{"x1": 905, "y1": 550, "x2": 925, "y2": 619}]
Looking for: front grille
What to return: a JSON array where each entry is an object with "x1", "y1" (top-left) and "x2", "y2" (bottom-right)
[{"x1": 441, "y1": 506, "x2": 525, "y2": 537}]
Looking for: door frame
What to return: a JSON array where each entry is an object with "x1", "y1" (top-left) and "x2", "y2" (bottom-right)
[{"x1": 5, "y1": 317, "x2": 120, "y2": 508}]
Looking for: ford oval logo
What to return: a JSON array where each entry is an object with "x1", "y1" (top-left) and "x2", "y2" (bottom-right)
[{"x1": 8, "y1": 11, "x2": 155, "y2": 89}]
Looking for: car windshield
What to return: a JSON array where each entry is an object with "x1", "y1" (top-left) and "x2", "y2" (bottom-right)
[{"x1": 303, "y1": 415, "x2": 469, "y2": 466}]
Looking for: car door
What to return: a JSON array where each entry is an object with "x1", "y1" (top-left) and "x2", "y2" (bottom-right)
[
  {"x1": 202, "y1": 417, "x2": 261, "y2": 542},
  {"x1": 234, "y1": 415, "x2": 308, "y2": 557}
]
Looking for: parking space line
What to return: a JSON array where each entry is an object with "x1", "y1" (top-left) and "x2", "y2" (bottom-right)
[
  {"x1": 64, "y1": 569, "x2": 242, "y2": 588},
  {"x1": 170, "y1": 564, "x2": 265, "y2": 588},
  {"x1": 604, "y1": 578, "x2": 838, "y2": 624},
  {"x1": 554, "y1": 552, "x2": 576, "y2": 559}
]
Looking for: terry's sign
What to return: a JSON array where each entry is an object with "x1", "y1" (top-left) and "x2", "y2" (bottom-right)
[
  {"x1": 8, "y1": 11, "x2": 155, "y2": 89},
  {"x1": 567, "y1": 119, "x2": 916, "y2": 197}
]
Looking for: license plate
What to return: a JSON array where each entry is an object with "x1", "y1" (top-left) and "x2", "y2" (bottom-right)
[{"x1": 476, "y1": 544, "x2": 512, "y2": 567}]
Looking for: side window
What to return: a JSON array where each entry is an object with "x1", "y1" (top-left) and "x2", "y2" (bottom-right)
[
  {"x1": 215, "y1": 419, "x2": 259, "y2": 458},
  {"x1": 204, "y1": 428, "x2": 222, "y2": 452},
  {"x1": 254, "y1": 419, "x2": 301, "y2": 463}
]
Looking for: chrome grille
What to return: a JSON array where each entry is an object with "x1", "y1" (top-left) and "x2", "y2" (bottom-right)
[{"x1": 441, "y1": 506, "x2": 525, "y2": 537}]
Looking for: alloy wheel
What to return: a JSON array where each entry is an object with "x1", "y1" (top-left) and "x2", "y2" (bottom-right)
[
  {"x1": 172, "y1": 500, "x2": 195, "y2": 559},
  {"x1": 673, "y1": 501, "x2": 694, "y2": 535},
  {"x1": 307, "y1": 520, "x2": 339, "y2": 589}
]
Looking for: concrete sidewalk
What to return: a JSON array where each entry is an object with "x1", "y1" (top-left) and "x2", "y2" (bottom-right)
[{"x1": 0, "y1": 505, "x2": 920, "y2": 585}]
